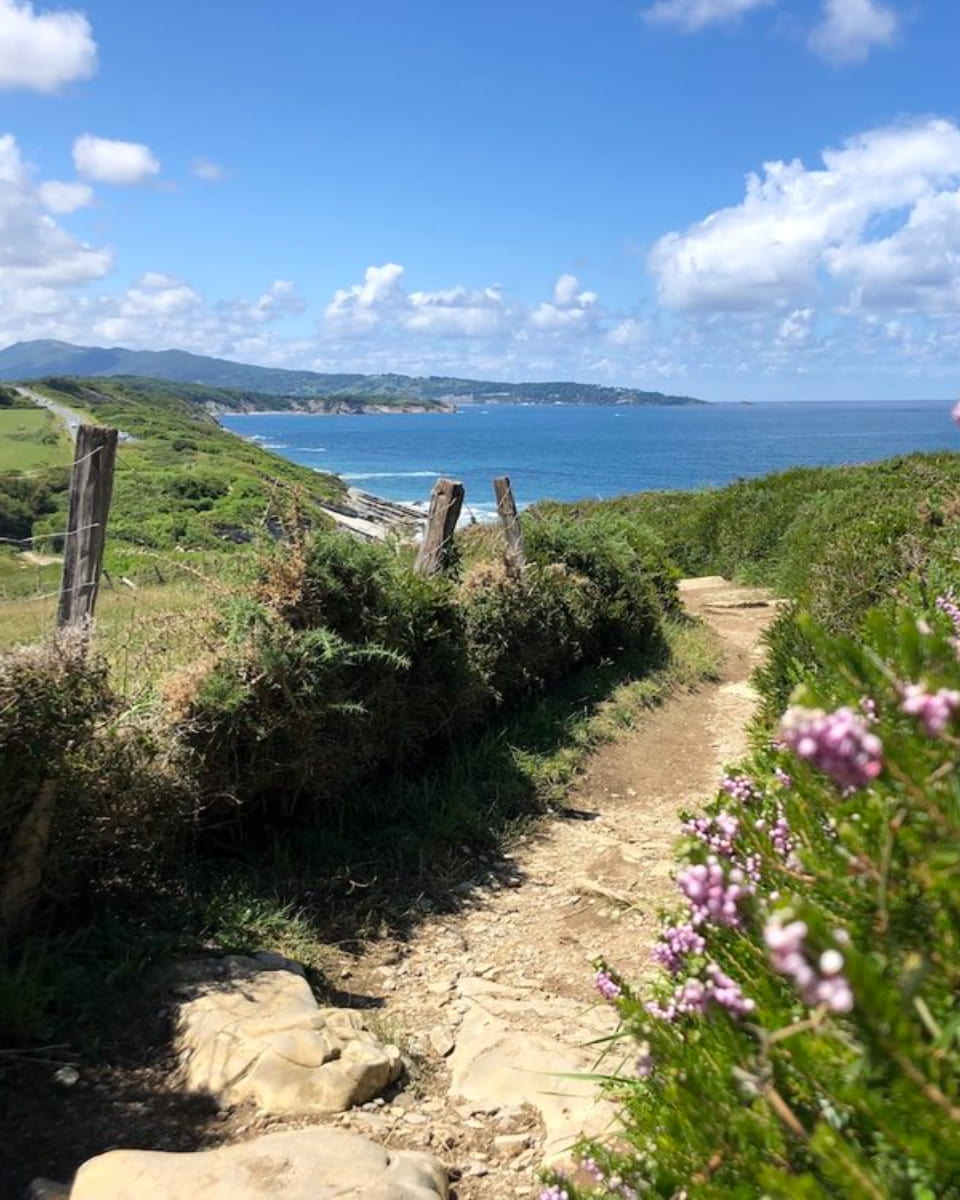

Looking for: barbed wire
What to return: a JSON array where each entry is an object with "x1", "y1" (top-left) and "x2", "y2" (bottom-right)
[
  {"x1": 0, "y1": 522, "x2": 101, "y2": 547},
  {"x1": 0, "y1": 442, "x2": 105, "y2": 483}
]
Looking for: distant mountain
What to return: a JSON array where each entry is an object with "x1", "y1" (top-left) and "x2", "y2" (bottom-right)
[{"x1": 0, "y1": 340, "x2": 706, "y2": 407}]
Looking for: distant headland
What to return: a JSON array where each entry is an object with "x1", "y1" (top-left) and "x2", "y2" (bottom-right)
[{"x1": 0, "y1": 339, "x2": 706, "y2": 413}]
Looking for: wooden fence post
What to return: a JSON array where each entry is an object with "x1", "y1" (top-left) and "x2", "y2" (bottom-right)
[
  {"x1": 493, "y1": 476, "x2": 525, "y2": 571},
  {"x1": 414, "y1": 477, "x2": 465, "y2": 576},
  {"x1": 57, "y1": 424, "x2": 118, "y2": 629}
]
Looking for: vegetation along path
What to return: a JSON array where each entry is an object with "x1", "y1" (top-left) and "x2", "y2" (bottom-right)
[{"x1": 318, "y1": 576, "x2": 778, "y2": 1198}]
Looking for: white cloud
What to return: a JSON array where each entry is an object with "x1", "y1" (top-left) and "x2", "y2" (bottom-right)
[
  {"x1": 808, "y1": 0, "x2": 898, "y2": 64},
  {"x1": 607, "y1": 317, "x2": 651, "y2": 346},
  {"x1": 649, "y1": 119, "x2": 960, "y2": 313},
  {"x1": 325, "y1": 262, "x2": 407, "y2": 335},
  {"x1": 529, "y1": 274, "x2": 600, "y2": 331},
  {"x1": 325, "y1": 264, "x2": 512, "y2": 338},
  {"x1": 553, "y1": 273, "x2": 579, "y2": 305},
  {"x1": 37, "y1": 178, "x2": 93, "y2": 212},
  {"x1": 0, "y1": 0, "x2": 96, "y2": 92},
  {"x1": 776, "y1": 307, "x2": 816, "y2": 345},
  {"x1": 72, "y1": 133, "x2": 160, "y2": 185},
  {"x1": 193, "y1": 158, "x2": 224, "y2": 181},
  {"x1": 0, "y1": 132, "x2": 111, "y2": 287},
  {"x1": 826, "y1": 190, "x2": 960, "y2": 310},
  {"x1": 643, "y1": 0, "x2": 772, "y2": 32}
]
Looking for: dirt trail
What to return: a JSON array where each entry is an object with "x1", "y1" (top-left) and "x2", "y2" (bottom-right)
[
  {"x1": 9, "y1": 577, "x2": 777, "y2": 1198},
  {"x1": 321, "y1": 576, "x2": 779, "y2": 1197}
]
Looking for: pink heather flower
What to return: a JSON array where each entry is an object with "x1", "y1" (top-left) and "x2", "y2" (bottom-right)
[
  {"x1": 737, "y1": 851, "x2": 762, "y2": 884},
  {"x1": 771, "y1": 808, "x2": 797, "y2": 865},
  {"x1": 683, "y1": 811, "x2": 740, "y2": 857},
  {"x1": 779, "y1": 705, "x2": 883, "y2": 791},
  {"x1": 859, "y1": 696, "x2": 878, "y2": 723},
  {"x1": 901, "y1": 683, "x2": 960, "y2": 737},
  {"x1": 704, "y1": 962, "x2": 755, "y2": 1018},
  {"x1": 539, "y1": 1188, "x2": 569, "y2": 1200},
  {"x1": 936, "y1": 592, "x2": 960, "y2": 634},
  {"x1": 774, "y1": 767, "x2": 793, "y2": 789},
  {"x1": 652, "y1": 921, "x2": 706, "y2": 974},
  {"x1": 936, "y1": 593, "x2": 960, "y2": 658},
  {"x1": 647, "y1": 964, "x2": 754, "y2": 1022},
  {"x1": 635, "y1": 1041, "x2": 654, "y2": 1078},
  {"x1": 952, "y1": 400, "x2": 960, "y2": 427},
  {"x1": 582, "y1": 1158, "x2": 604, "y2": 1184},
  {"x1": 721, "y1": 774, "x2": 760, "y2": 804},
  {"x1": 595, "y1": 969, "x2": 622, "y2": 1002},
  {"x1": 765, "y1": 914, "x2": 854, "y2": 1014},
  {"x1": 678, "y1": 860, "x2": 751, "y2": 928}
]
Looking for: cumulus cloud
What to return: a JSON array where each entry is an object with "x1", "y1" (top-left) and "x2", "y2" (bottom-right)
[
  {"x1": 530, "y1": 275, "x2": 600, "y2": 331},
  {"x1": 192, "y1": 158, "x2": 224, "y2": 181},
  {"x1": 809, "y1": 0, "x2": 898, "y2": 64},
  {"x1": 37, "y1": 178, "x2": 93, "y2": 212},
  {"x1": 0, "y1": 0, "x2": 96, "y2": 92},
  {"x1": 72, "y1": 133, "x2": 160, "y2": 185},
  {"x1": 643, "y1": 0, "x2": 772, "y2": 31},
  {"x1": 648, "y1": 119, "x2": 960, "y2": 313},
  {"x1": 0, "y1": 132, "x2": 111, "y2": 287},
  {"x1": 324, "y1": 263, "x2": 514, "y2": 338},
  {"x1": 607, "y1": 317, "x2": 651, "y2": 346}
]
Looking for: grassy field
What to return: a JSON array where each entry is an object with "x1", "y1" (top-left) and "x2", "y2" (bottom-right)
[{"x1": 0, "y1": 408, "x2": 71, "y2": 472}]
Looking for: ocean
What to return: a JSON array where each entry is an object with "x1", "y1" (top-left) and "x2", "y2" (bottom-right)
[{"x1": 221, "y1": 400, "x2": 960, "y2": 519}]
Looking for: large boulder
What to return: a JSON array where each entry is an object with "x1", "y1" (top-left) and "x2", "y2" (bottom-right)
[
  {"x1": 65, "y1": 1127, "x2": 447, "y2": 1199},
  {"x1": 173, "y1": 954, "x2": 402, "y2": 1114}
]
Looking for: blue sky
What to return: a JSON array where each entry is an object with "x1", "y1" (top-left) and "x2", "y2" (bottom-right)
[{"x1": 1, "y1": 0, "x2": 959, "y2": 400}]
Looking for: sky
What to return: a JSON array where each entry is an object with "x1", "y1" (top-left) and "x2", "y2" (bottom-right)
[{"x1": 1, "y1": 0, "x2": 959, "y2": 401}]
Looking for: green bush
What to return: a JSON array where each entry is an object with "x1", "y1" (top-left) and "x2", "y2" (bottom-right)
[
  {"x1": 0, "y1": 636, "x2": 195, "y2": 929},
  {"x1": 552, "y1": 597, "x2": 960, "y2": 1198},
  {"x1": 179, "y1": 521, "x2": 671, "y2": 822}
]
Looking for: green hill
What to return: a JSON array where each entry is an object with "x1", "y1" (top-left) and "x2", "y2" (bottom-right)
[
  {"x1": 0, "y1": 340, "x2": 706, "y2": 407},
  {"x1": 1, "y1": 376, "x2": 346, "y2": 558}
]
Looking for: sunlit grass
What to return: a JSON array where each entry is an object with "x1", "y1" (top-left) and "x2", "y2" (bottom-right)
[{"x1": 0, "y1": 409, "x2": 71, "y2": 472}]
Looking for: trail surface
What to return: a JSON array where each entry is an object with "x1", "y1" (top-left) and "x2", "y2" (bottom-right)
[
  {"x1": 11, "y1": 577, "x2": 777, "y2": 1198},
  {"x1": 322, "y1": 576, "x2": 778, "y2": 1197}
]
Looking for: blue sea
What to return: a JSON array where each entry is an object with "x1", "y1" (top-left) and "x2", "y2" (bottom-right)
[{"x1": 222, "y1": 400, "x2": 960, "y2": 519}]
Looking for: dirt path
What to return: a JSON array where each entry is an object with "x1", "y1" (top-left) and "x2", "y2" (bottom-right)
[
  {"x1": 10, "y1": 577, "x2": 776, "y2": 1198},
  {"x1": 317, "y1": 576, "x2": 778, "y2": 1197}
]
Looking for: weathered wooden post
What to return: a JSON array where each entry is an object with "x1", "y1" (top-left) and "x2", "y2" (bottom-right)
[
  {"x1": 414, "y1": 477, "x2": 465, "y2": 576},
  {"x1": 493, "y1": 475, "x2": 525, "y2": 571},
  {"x1": 57, "y1": 424, "x2": 118, "y2": 629}
]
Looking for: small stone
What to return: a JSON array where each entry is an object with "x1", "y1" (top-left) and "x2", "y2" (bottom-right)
[
  {"x1": 403, "y1": 1112, "x2": 429, "y2": 1126},
  {"x1": 429, "y1": 1028, "x2": 455, "y2": 1057},
  {"x1": 53, "y1": 1066, "x2": 79, "y2": 1088},
  {"x1": 427, "y1": 977, "x2": 455, "y2": 995},
  {"x1": 494, "y1": 1133, "x2": 532, "y2": 1156}
]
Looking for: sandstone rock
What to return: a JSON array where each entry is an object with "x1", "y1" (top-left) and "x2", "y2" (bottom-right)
[
  {"x1": 429, "y1": 1026, "x2": 455, "y2": 1057},
  {"x1": 173, "y1": 955, "x2": 402, "y2": 1114},
  {"x1": 66, "y1": 1128, "x2": 447, "y2": 1200},
  {"x1": 448, "y1": 978, "x2": 618, "y2": 1163}
]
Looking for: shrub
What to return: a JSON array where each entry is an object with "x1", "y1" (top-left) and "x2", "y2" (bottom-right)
[
  {"x1": 0, "y1": 636, "x2": 197, "y2": 934},
  {"x1": 546, "y1": 599, "x2": 960, "y2": 1198},
  {"x1": 177, "y1": 521, "x2": 671, "y2": 823}
]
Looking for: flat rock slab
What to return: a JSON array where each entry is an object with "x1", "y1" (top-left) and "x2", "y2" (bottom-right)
[
  {"x1": 65, "y1": 1128, "x2": 448, "y2": 1200},
  {"x1": 448, "y1": 977, "x2": 619, "y2": 1163},
  {"x1": 174, "y1": 954, "x2": 402, "y2": 1114}
]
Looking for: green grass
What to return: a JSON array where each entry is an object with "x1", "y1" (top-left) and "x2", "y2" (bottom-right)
[
  {"x1": 0, "y1": 409, "x2": 71, "y2": 472},
  {"x1": 0, "y1": 615, "x2": 719, "y2": 1052},
  {"x1": 21, "y1": 376, "x2": 346, "y2": 554}
]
